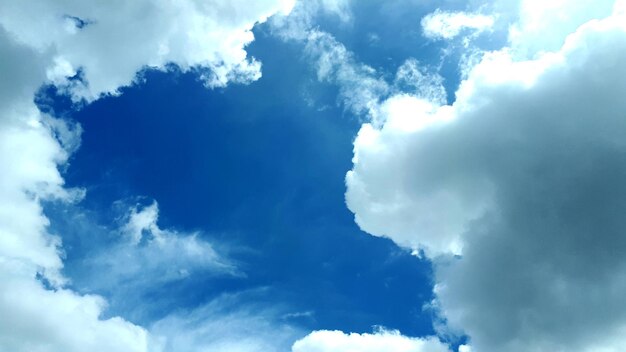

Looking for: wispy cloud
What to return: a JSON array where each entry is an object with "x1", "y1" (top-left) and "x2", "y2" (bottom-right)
[
  {"x1": 150, "y1": 289, "x2": 304, "y2": 352},
  {"x1": 82, "y1": 201, "x2": 241, "y2": 295}
]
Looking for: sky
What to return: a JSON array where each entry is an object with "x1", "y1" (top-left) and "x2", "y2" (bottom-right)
[{"x1": 2, "y1": 1, "x2": 626, "y2": 351}]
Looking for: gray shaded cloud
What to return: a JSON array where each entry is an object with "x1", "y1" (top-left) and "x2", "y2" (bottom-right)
[{"x1": 347, "y1": 2, "x2": 626, "y2": 351}]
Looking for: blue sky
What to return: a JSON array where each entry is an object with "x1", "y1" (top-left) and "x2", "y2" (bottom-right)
[
  {"x1": 41, "y1": 11, "x2": 439, "y2": 335},
  {"x1": 4, "y1": 1, "x2": 626, "y2": 352}
]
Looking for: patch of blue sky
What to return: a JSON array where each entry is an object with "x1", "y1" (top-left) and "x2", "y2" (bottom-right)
[{"x1": 41, "y1": 20, "x2": 439, "y2": 339}]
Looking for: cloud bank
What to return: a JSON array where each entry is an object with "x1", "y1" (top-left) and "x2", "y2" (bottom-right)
[{"x1": 347, "y1": 0, "x2": 626, "y2": 351}]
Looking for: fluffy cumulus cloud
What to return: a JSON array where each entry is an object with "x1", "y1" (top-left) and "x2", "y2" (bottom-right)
[
  {"x1": 0, "y1": 265, "x2": 148, "y2": 352},
  {"x1": 507, "y1": 0, "x2": 617, "y2": 58},
  {"x1": 0, "y1": 0, "x2": 295, "y2": 100},
  {"x1": 292, "y1": 329, "x2": 451, "y2": 352},
  {"x1": 347, "y1": 0, "x2": 626, "y2": 351},
  {"x1": 0, "y1": 22, "x2": 148, "y2": 351},
  {"x1": 0, "y1": 0, "x2": 294, "y2": 351}
]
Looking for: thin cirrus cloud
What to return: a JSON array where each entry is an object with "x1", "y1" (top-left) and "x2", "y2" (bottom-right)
[
  {"x1": 149, "y1": 289, "x2": 304, "y2": 352},
  {"x1": 83, "y1": 201, "x2": 240, "y2": 296},
  {"x1": 346, "y1": 0, "x2": 626, "y2": 351}
]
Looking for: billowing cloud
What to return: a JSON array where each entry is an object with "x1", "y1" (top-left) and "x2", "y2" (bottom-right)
[
  {"x1": 508, "y1": 0, "x2": 617, "y2": 57},
  {"x1": 0, "y1": 263, "x2": 149, "y2": 352},
  {"x1": 421, "y1": 10, "x2": 494, "y2": 40},
  {"x1": 347, "y1": 0, "x2": 626, "y2": 351},
  {"x1": 0, "y1": 0, "x2": 295, "y2": 100},
  {"x1": 292, "y1": 329, "x2": 451, "y2": 352},
  {"x1": 0, "y1": 24, "x2": 143, "y2": 352},
  {"x1": 0, "y1": 0, "x2": 295, "y2": 350}
]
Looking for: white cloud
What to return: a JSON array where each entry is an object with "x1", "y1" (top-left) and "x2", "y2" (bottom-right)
[
  {"x1": 304, "y1": 30, "x2": 389, "y2": 121},
  {"x1": 84, "y1": 201, "x2": 239, "y2": 296},
  {"x1": 421, "y1": 10, "x2": 495, "y2": 40},
  {"x1": 508, "y1": 0, "x2": 617, "y2": 58},
  {"x1": 346, "y1": 1, "x2": 626, "y2": 351},
  {"x1": 0, "y1": 0, "x2": 295, "y2": 100},
  {"x1": 346, "y1": 94, "x2": 481, "y2": 257},
  {"x1": 394, "y1": 59, "x2": 447, "y2": 105},
  {"x1": 0, "y1": 1, "x2": 296, "y2": 351},
  {"x1": 270, "y1": 0, "x2": 388, "y2": 121},
  {"x1": 0, "y1": 23, "x2": 148, "y2": 351},
  {"x1": 292, "y1": 329, "x2": 450, "y2": 352},
  {"x1": 270, "y1": 0, "x2": 352, "y2": 41},
  {"x1": 0, "y1": 260, "x2": 149, "y2": 352},
  {"x1": 150, "y1": 290, "x2": 303, "y2": 352}
]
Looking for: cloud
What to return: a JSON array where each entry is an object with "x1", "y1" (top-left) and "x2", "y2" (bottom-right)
[
  {"x1": 508, "y1": 0, "x2": 617, "y2": 57},
  {"x1": 292, "y1": 328, "x2": 451, "y2": 352},
  {"x1": 346, "y1": 1, "x2": 626, "y2": 351},
  {"x1": 0, "y1": 0, "x2": 295, "y2": 100},
  {"x1": 0, "y1": 1, "x2": 296, "y2": 351},
  {"x1": 271, "y1": 2, "x2": 391, "y2": 123},
  {"x1": 83, "y1": 201, "x2": 239, "y2": 295},
  {"x1": 421, "y1": 10, "x2": 494, "y2": 40},
  {"x1": 0, "y1": 261, "x2": 149, "y2": 352},
  {"x1": 0, "y1": 22, "x2": 147, "y2": 351},
  {"x1": 346, "y1": 95, "x2": 471, "y2": 256},
  {"x1": 394, "y1": 59, "x2": 448, "y2": 111},
  {"x1": 150, "y1": 290, "x2": 303, "y2": 352},
  {"x1": 270, "y1": 0, "x2": 352, "y2": 41},
  {"x1": 304, "y1": 30, "x2": 389, "y2": 121}
]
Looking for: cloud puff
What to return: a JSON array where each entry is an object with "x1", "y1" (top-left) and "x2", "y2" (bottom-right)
[
  {"x1": 292, "y1": 329, "x2": 451, "y2": 352},
  {"x1": 421, "y1": 10, "x2": 494, "y2": 40},
  {"x1": 347, "y1": 1, "x2": 626, "y2": 351},
  {"x1": 0, "y1": 0, "x2": 296, "y2": 351}
]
